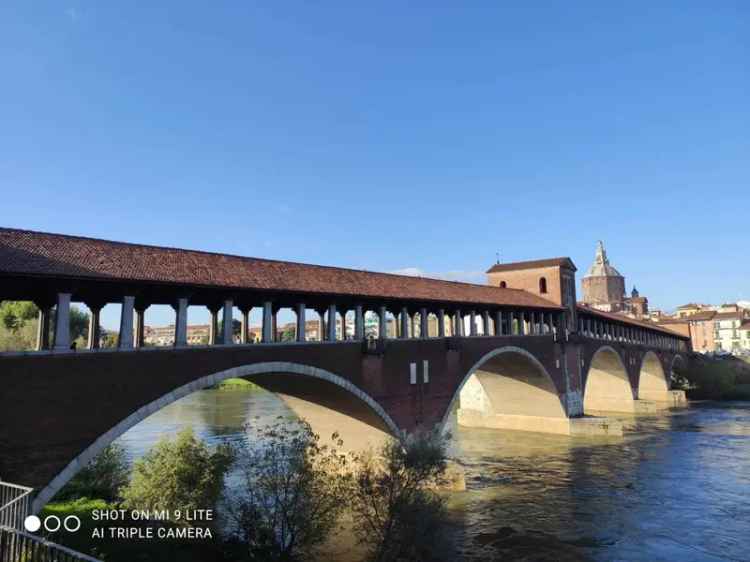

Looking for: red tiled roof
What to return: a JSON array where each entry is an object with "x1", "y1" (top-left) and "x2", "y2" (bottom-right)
[
  {"x1": 0, "y1": 228, "x2": 562, "y2": 310},
  {"x1": 576, "y1": 304, "x2": 689, "y2": 339},
  {"x1": 486, "y1": 257, "x2": 577, "y2": 274}
]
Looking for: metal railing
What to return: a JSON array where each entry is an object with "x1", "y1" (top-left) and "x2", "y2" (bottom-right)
[
  {"x1": 0, "y1": 483, "x2": 32, "y2": 531},
  {"x1": 0, "y1": 526, "x2": 102, "y2": 562},
  {"x1": 0, "y1": 482, "x2": 101, "y2": 562}
]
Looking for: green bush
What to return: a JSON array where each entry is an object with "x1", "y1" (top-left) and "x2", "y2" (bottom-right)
[
  {"x1": 54, "y1": 444, "x2": 130, "y2": 502},
  {"x1": 225, "y1": 419, "x2": 351, "y2": 561},
  {"x1": 680, "y1": 361, "x2": 738, "y2": 400},
  {"x1": 122, "y1": 428, "x2": 233, "y2": 518},
  {"x1": 350, "y1": 430, "x2": 451, "y2": 562}
]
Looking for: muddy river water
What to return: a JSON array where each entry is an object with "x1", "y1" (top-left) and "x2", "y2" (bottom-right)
[{"x1": 115, "y1": 388, "x2": 750, "y2": 561}]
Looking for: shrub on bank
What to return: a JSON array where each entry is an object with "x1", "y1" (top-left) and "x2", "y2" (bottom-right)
[
  {"x1": 122, "y1": 428, "x2": 233, "y2": 517},
  {"x1": 53, "y1": 444, "x2": 130, "y2": 502},
  {"x1": 224, "y1": 419, "x2": 352, "y2": 561},
  {"x1": 350, "y1": 430, "x2": 451, "y2": 562}
]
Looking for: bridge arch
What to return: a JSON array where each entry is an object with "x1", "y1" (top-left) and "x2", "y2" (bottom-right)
[
  {"x1": 32, "y1": 362, "x2": 399, "y2": 513},
  {"x1": 440, "y1": 346, "x2": 569, "y2": 435},
  {"x1": 583, "y1": 345, "x2": 635, "y2": 413},
  {"x1": 637, "y1": 351, "x2": 668, "y2": 401}
]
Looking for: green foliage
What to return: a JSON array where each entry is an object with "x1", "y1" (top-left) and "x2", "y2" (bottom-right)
[
  {"x1": 69, "y1": 306, "x2": 90, "y2": 341},
  {"x1": 225, "y1": 419, "x2": 352, "y2": 561},
  {"x1": 0, "y1": 301, "x2": 38, "y2": 332},
  {"x1": 54, "y1": 444, "x2": 130, "y2": 502},
  {"x1": 350, "y1": 430, "x2": 451, "y2": 562},
  {"x1": 122, "y1": 428, "x2": 233, "y2": 518},
  {"x1": 679, "y1": 361, "x2": 739, "y2": 400}
]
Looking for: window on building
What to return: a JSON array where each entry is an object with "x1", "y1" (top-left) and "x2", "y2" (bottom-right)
[
  {"x1": 539, "y1": 277, "x2": 548, "y2": 294},
  {"x1": 499, "y1": 281, "x2": 507, "y2": 288}
]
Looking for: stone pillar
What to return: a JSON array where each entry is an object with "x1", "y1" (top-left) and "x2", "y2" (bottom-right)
[
  {"x1": 52, "y1": 293, "x2": 71, "y2": 351},
  {"x1": 262, "y1": 301, "x2": 273, "y2": 343},
  {"x1": 208, "y1": 306, "x2": 219, "y2": 345},
  {"x1": 420, "y1": 308, "x2": 429, "y2": 338},
  {"x1": 378, "y1": 306, "x2": 387, "y2": 339},
  {"x1": 327, "y1": 304, "x2": 337, "y2": 341},
  {"x1": 355, "y1": 305, "x2": 364, "y2": 339},
  {"x1": 174, "y1": 298, "x2": 188, "y2": 347},
  {"x1": 495, "y1": 310, "x2": 503, "y2": 336},
  {"x1": 315, "y1": 309, "x2": 326, "y2": 341},
  {"x1": 482, "y1": 311, "x2": 491, "y2": 336},
  {"x1": 400, "y1": 307, "x2": 409, "y2": 339},
  {"x1": 296, "y1": 303, "x2": 306, "y2": 342},
  {"x1": 438, "y1": 309, "x2": 446, "y2": 337},
  {"x1": 35, "y1": 305, "x2": 52, "y2": 351},
  {"x1": 118, "y1": 295, "x2": 135, "y2": 349},
  {"x1": 87, "y1": 305, "x2": 102, "y2": 349},
  {"x1": 239, "y1": 307, "x2": 250, "y2": 344},
  {"x1": 455, "y1": 310, "x2": 464, "y2": 337},
  {"x1": 410, "y1": 314, "x2": 416, "y2": 338},
  {"x1": 339, "y1": 310, "x2": 347, "y2": 340},
  {"x1": 222, "y1": 299, "x2": 234, "y2": 344},
  {"x1": 467, "y1": 310, "x2": 476, "y2": 336},
  {"x1": 134, "y1": 308, "x2": 146, "y2": 348}
]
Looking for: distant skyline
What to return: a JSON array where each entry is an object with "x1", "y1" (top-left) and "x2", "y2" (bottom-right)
[{"x1": 3, "y1": 2, "x2": 748, "y2": 329}]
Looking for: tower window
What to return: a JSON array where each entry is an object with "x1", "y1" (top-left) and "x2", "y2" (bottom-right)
[
  {"x1": 539, "y1": 277, "x2": 548, "y2": 294},
  {"x1": 499, "y1": 281, "x2": 507, "y2": 288}
]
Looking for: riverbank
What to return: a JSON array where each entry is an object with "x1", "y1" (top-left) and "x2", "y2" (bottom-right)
[{"x1": 680, "y1": 355, "x2": 750, "y2": 400}]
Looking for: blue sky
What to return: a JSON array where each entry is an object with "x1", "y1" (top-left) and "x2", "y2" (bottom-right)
[{"x1": 2, "y1": 2, "x2": 749, "y2": 329}]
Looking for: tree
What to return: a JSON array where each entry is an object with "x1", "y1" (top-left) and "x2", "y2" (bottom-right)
[
  {"x1": 225, "y1": 419, "x2": 352, "y2": 561},
  {"x1": 0, "y1": 301, "x2": 38, "y2": 333},
  {"x1": 121, "y1": 428, "x2": 233, "y2": 518},
  {"x1": 69, "y1": 306, "x2": 90, "y2": 342},
  {"x1": 350, "y1": 430, "x2": 451, "y2": 562},
  {"x1": 54, "y1": 444, "x2": 130, "y2": 502}
]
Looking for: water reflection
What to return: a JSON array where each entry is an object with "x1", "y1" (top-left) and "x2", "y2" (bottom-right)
[{"x1": 115, "y1": 389, "x2": 750, "y2": 562}]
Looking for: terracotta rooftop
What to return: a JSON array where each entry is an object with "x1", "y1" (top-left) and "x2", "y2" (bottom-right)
[
  {"x1": 0, "y1": 228, "x2": 562, "y2": 310},
  {"x1": 576, "y1": 304, "x2": 689, "y2": 339},
  {"x1": 486, "y1": 257, "x2": 577, "y2": 274}
]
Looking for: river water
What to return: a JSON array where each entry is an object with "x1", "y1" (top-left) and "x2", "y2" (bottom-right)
[{"x1": 115, "y1": 388, "x2": 750, "y2": 561}]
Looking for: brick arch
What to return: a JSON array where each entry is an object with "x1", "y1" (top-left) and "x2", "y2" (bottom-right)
[
  {"x1": 439, "y1": 346, "x2": 567, "y2": 433},
  {"x1": 637, "y1": 351, "x2": 668, "y2": 398},
  {"x1": 583, "y1": 345, "x2": 635, "y2": 413},
  {"x1": 31, "y1": 362, "x2": 400, "y2": 514}
]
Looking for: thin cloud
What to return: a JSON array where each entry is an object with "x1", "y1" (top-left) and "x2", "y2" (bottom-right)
[
  {"x1": 65, "y1": 7, "x2": 80, "y2": 22},
  {"x1": 388, "y1": 267, "x2": 485, "y2": 284}
]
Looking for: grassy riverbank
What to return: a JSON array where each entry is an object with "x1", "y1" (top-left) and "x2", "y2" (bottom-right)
[{"x1": 212, "y1": 377, "x2": 258, "y2": 390}]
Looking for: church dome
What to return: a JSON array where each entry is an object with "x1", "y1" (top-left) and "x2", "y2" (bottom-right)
[{"x1": 584, "y1": 241, "x2": 623, "y2": 278}]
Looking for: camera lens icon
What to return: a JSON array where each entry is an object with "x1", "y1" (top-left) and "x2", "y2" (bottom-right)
[
  {"x1": 24, "y1": 514, "x2": 80, "y2": 533},
  {"x1": 24, "y1": 515, "x2": 41, "y2": 532}
]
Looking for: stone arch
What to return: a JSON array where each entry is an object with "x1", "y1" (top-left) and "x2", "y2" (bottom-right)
[
  {"x1": 583, "y1": 345, "x2": 635, "y2": 413},
  {"x1": 440, "y1": 346, "x2": 569, "y2": 435},
  {"x1": 32, "y1": 362, "x2": 399, "y2": 513},
  {"x1": 637, "y1": 351, "x2": 669, "y2": 401},
  {"x1": 670, "y1": 354, "x2": 687, "y2": 378}
]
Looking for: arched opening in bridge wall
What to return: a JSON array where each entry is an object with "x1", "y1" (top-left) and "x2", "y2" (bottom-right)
[
  {"x1": 638, "y1": 351, "x2": 668, "y2": 401},
  {"x1": 443, "y1": 347, "x2": 569, "y2": 435},
  {"x1": 99, "y1": 303, "x2": 122, "y2": 348},
  {"x1": 31, "y1": 362, "x2": 399, "y2": 514},
  {"x1": 142, "y1": 304, "x2": 176, "y2": 346},
  {"x1": 364, "y1": 310, "x2": 379, "y2": 338},
  {"x1": 638, "y1": 352, "x2": 688, "y2": 408},
  {"x1": 427, "y1": 313, "x2": 438, "y2": 337},
  {"x1": 583, "y1": 346, "x2": 635, "y2": 413}
]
